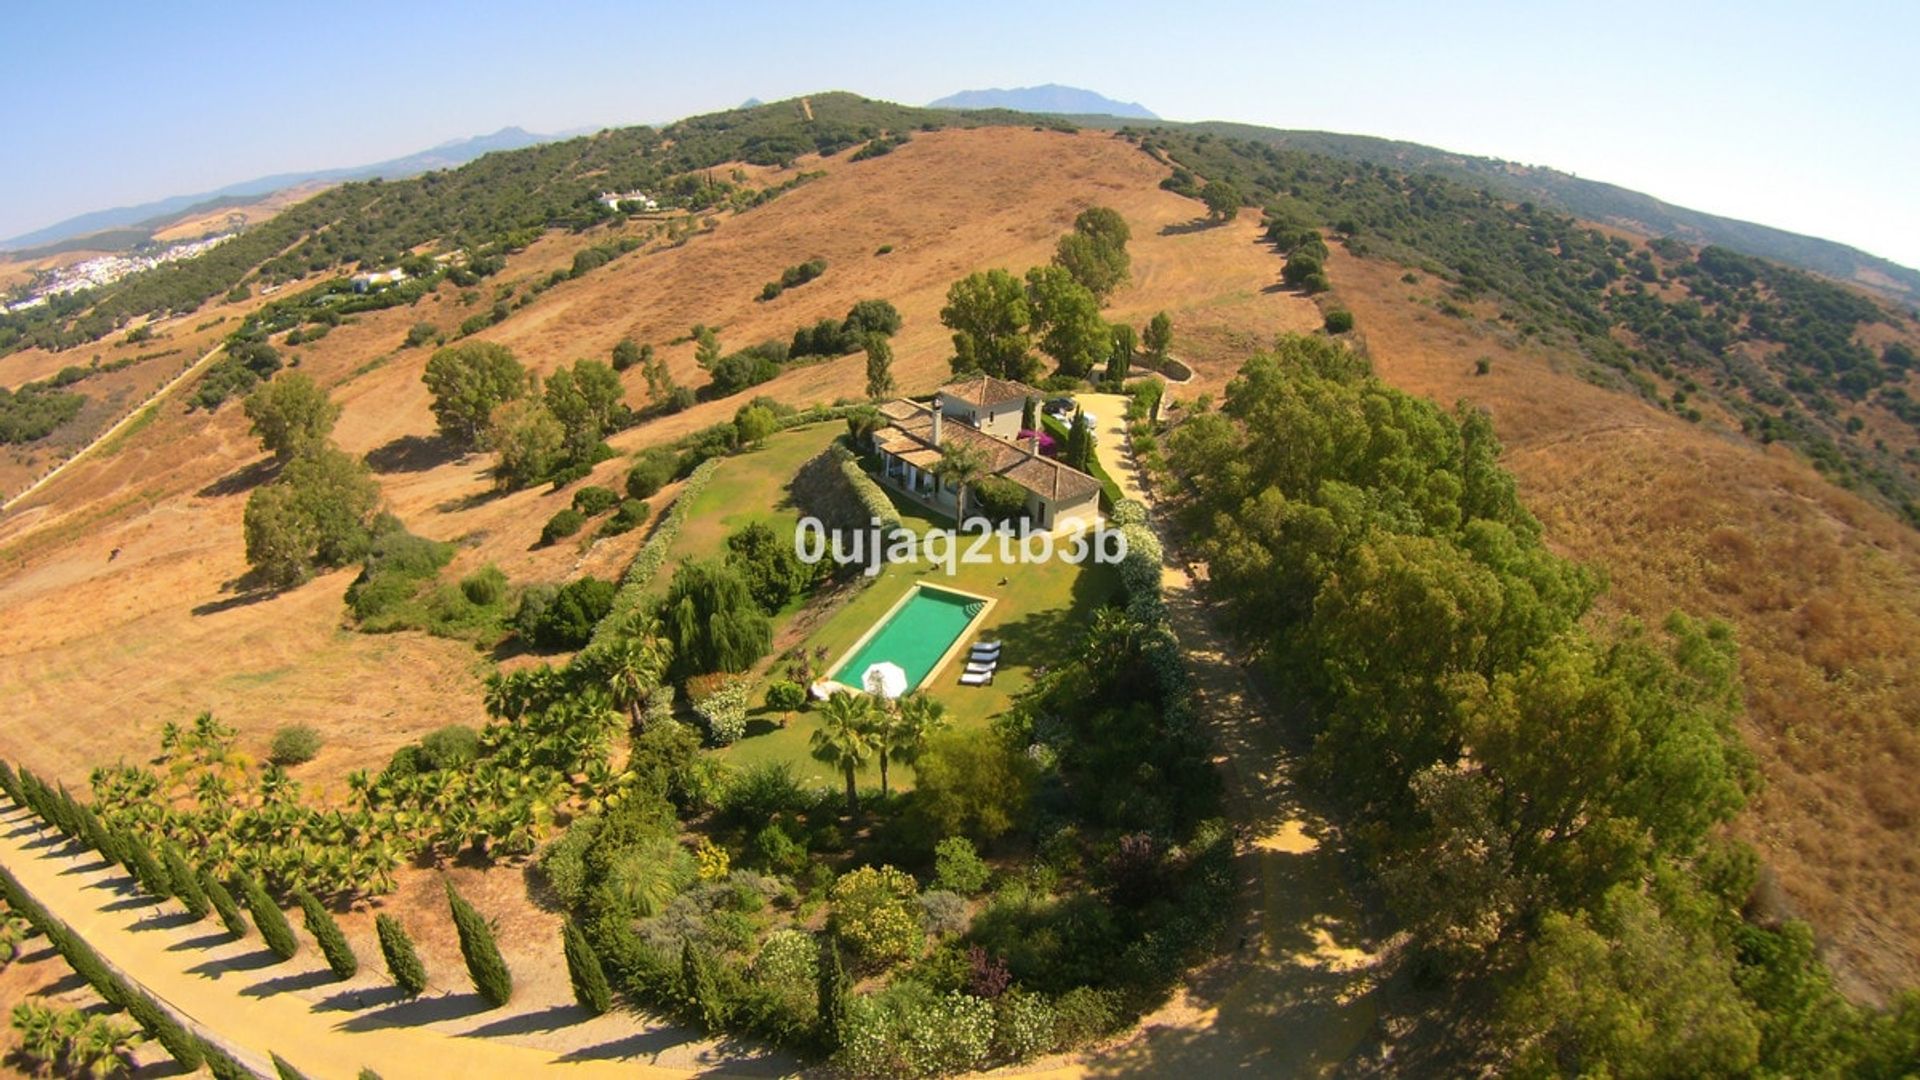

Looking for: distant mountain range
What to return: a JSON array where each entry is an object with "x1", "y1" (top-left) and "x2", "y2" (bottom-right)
[
  {"x1": 8, "y1": 90, "x2": 1914, "y2": 303},
  {"x1": 929, "y1": 84, "x2": 1157, "y2": 119},
  {"x1": 0, "y1": 127, "x2": 565, "y2": 255}
]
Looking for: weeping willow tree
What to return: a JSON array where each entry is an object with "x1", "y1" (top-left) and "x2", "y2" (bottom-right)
[{"x1": 662, "y1": 559, "x2": 771, "y2": 679}]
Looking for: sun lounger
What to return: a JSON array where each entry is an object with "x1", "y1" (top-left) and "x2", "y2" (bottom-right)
[
  {"x1": 965, "y1": 660, "x2": 997, "y2": 675},
  {"x1": 970, "y1": 642, "x2": 1002, "y2": 656},
  {"x1": 959, "y1": 670, "x2": 993, "y2": 686}
]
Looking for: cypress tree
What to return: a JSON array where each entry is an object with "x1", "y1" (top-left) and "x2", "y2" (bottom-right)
[
  {"x1": 61, "y1": 788, "x2": 92, "y2": 843},
  {"x1": 200, "y1": 1038, "x2": 249, "y2": 1080},
  {"x1": 294, "y1": 887, "x2": 356, "y2": 979},
  {"x1": 236, "y1": 872, "x2": 298, "y2": 960},
  {"x1": 816, "y1": 934, "x2": 849, "y2": 1050},
  {"x1": 16, "y1": 767, "x2": 48, "y2": 823},
  {"x1": 163, "y1": 846, "x2": 210, "y2": 920},
  {"x1": 50, "y1": 783, "x2": 82, "y2": 839},
  {"x1": 125, "y1": 991, "x2": 203, "y2": 1071},
  {"x1": 375, "y1": 913, "x2": 428, "y2": 997},
  {"x1": 272, "y1": 1051, "x2": 316, "y2": 1080},
  {"x1": 107, "y1": 825, "x2": 142, "y2": 879},
  {"x1": 202, "y1": 870, "x2": 249, "y2": 939},
  {"x1": 445, "y1": 880, "x2": 512, "y2": 1007},
  {"x1": 0, "y1": 758, "x2": 20, "y2": 805},
  {"x1": 77, "y1": 804, "x2": 116, "y2": 863},
  {"x1": 123, "y1": 838, "x2": 172, "y2": 900},
  {"x1": 38, "y1": 911, "x2": 131, "y2": 1007},
  {"x1": 562, "y1": 919, "x2": 611, "y2": 1015},
  {"x1": 680, "y1": 942, "x2": 723, "y2": 1029}
]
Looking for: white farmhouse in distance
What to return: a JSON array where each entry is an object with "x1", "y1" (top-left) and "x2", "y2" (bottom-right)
[
  {"x1": 349, "y1": 268, "x2": 408, "y2": 293},
  {"x1": 598, "y1": 190, "x2": 659, "y2": 213}
]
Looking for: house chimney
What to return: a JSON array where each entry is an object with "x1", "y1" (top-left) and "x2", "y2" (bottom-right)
[{"x1": 931, "y1": 407, "x2": 943, "y2": 446}]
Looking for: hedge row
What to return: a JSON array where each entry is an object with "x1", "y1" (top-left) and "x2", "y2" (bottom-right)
[
  {"x1": 1114, "y1": 519, "x2": 1191, "y2": 729},
  {"x1": 833, "y1": 444, "x2": 905, "y2": 540},
  {"x1": 586, "y1": 456, "x2": 722, "y2": 650},
  {"x1": 0, "y1": 865, "x2": 206, "y2": 1072}
]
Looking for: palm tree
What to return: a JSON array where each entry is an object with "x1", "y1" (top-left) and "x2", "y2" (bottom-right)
[
  {"x1": 72, "y1": 1015, "x2": 144, "y2": 1078},
  {"x1": 810, "y1": 691, "x2": 877, "y2": 814},
  {"x1": 601, "y1": 636, "x2": 670, "y2": 729},
  {"x1": 933, "y1": 443, "x2": 990, "y2": 523},
  {"x1": 866, "y1": 692, "x2": 949, "y2": 796},
  {"x1": 884, "y1": 693, "x2": 948, "y2": 795}
]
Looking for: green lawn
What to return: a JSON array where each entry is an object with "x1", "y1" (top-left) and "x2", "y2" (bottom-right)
[
  {"x1": 716, "y1": 481, "x2": 1121, "y2": 790},
  {"x1": 642, "y1": 422, "x2": 844, "y2": 643},
  {"x1": 657, "y1": 421, "x2": 844, "y2": 574}
]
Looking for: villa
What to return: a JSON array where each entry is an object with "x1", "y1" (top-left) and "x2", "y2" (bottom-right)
[{"x1": 868, "y1": 377, "x2": 1102, "y2": 531}]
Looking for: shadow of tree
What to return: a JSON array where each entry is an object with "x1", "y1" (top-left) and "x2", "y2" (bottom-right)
[
  {"x1": 365, "y1": 434, "x2": 463, "y2": 475},
  {"x1": 130, "y1": 910, "x2": 203, "y2": 933},
  {"x1": 313, "y1": 983, "x2": 407, "y2": 1014},
  {"x1": 196, "y1": 458, "x2": 280, "y2": 499},
  {"x1": 164, "y1": 931, "x2": 237, "y2": 953},
  {"x1": 334, "y1": 991, "x2": 491, "y2": 1032},
  {"x1": 98, "y1": 893, "x2": 161, "y2": 914},
  {"x1": 34, "y1": 970, "x2": 90, "y2": 997},
  {"x1": 436, "y1": 486, "x2": 505, "y2": 514},
  {"x1": 191, "y1": 567, "x2": 286, "y2": 617},
  {"x1": 459, "y1": 1002, "x2": 592, "y2": 1038},
  {"x1": 975, "y1": 557, "x2": 1126, "y2": 686},
  {"x1": 184, "y1": 948, "x2": 286, "y2": 978},
  {"x1": 239, "y1": 967, "x2": 338, "y2": 999},
  {"x1": 1159, "y1": 217, "x2": 1226, "y2": 236},
  {"x1": 554, "y1": 1026, "x2": 697, "y2": 1062}
]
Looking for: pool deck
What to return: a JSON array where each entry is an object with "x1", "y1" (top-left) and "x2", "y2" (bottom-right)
[{"x1": 820, "y1": 581, "x2": 997, "y2": 695}]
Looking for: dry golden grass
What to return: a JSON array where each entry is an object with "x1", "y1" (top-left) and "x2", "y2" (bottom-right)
[
  {"x1": 149, "y1": 182, "x2": 324, "y2": 244},
  {"x1": 8, "y1": 122, "x2": 1916, "y2": 1014},
  {"x1": 0, "y1": 283, "x2": 278, "y2": 495},
  {"x1": 0, "y1": 126, "x2": 1317, "y2": 797},
  {"x1": 1331, "y1": 246, "x2": 1920, "y2": 1003}
]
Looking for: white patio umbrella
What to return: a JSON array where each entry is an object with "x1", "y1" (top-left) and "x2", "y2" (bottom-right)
[{"x1": 862, "y1": 661, "x2": 909, "y2": 700}]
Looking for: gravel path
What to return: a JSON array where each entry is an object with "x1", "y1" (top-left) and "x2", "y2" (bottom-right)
[
  {"x1": 0, "y1": 805, "x2": 792, "y2": 1078},
  {"x1": 1064, "y1": 392, "x2": 1383, "y2": 1076}
]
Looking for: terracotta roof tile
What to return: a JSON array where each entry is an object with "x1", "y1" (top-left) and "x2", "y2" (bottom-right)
[{"x1": 872, "y1": 399, "x2": 1099, "y2": 507}]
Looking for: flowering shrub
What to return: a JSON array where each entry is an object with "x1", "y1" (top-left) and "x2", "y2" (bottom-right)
[
  {"x1": 837, "y1": 984, "x2": 995, "y2": 1078},
  {"x1": 692, "y1": 677, "x2": 752, "y2": 745},
  {"x1": 830, "y1": 865, "x2": 925, "y2": 972},
  {"x1": 993, "y1": 989, "x2": 1059, "y2": 1061},
  {"x1": 752, "y1": 928, "x2": 818, "y2": 990}
]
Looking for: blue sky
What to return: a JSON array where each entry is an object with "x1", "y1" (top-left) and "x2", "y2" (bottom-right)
[{"x1": 3, "y1": 0, "x2": 1915, "y2": 268}]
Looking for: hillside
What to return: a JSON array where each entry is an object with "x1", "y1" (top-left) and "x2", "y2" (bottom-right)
[
  {"x1": 7, "y1": 94, "x2": 1916, "y2": 537},
  {"x1": 0, "y1": 121, "x2": 1311, "y2": 828},
  {"x1": 1174, "y1": 122, "x2": 1920, "y2": 304},
  {"x1": 1, "y1": 126, "x2": 563, "y2": 255},
  {"x1": 3, "y1": 97, "x2": 1920, "y2": 1068}
]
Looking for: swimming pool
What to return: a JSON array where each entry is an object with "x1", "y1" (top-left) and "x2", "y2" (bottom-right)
[{"x1": 828, "y1": 585, "x2": 991, "y2": 692}]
